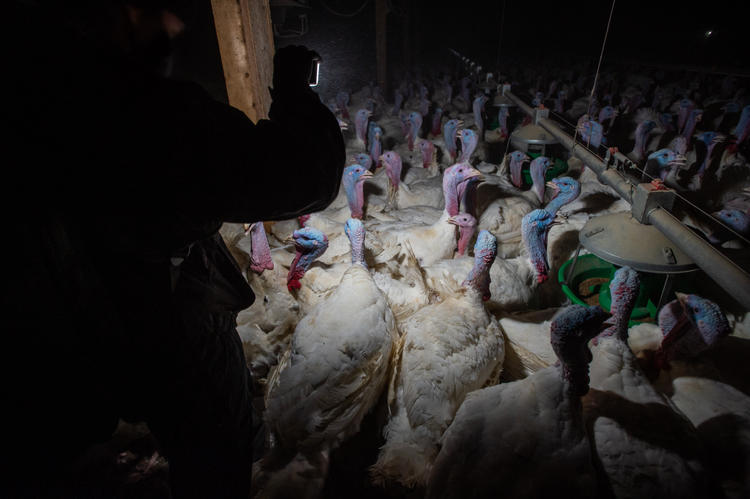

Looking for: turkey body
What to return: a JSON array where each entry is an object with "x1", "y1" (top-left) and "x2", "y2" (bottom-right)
[
  {"x1": 255, "y1": 264, "x2": 398, "y2": 498},
  {"x1": 584, "y1": 336, "x2": 712, "y2": 499},
  {"x1": 370, "y1": 288, "x2": 504, "y2": 487},
  {"x1": 425, "y1": 366, "x2": 597, "y2": 499}
]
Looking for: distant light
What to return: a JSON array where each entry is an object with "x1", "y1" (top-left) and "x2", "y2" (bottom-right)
[{"x1": 705, "y1": 30, "x2": 713, "y2": 38}]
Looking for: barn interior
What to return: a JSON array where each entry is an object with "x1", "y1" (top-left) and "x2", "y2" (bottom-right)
[{"x1": 5, "y1": 0, "x2": 750, "y2": 498}]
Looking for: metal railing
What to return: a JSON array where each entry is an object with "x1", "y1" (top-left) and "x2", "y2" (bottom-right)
[{"x1": 505, "y1": 91, "x2": 750, "y2": 310}]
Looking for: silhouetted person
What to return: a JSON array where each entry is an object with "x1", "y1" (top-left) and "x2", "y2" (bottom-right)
[{"x1": 3, "y1": 1, "x2": 344, "y2": 497}]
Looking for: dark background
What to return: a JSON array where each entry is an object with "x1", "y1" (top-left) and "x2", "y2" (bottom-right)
[{"x1": 171, "y1": 0, "x2": 748, "y2": 105}]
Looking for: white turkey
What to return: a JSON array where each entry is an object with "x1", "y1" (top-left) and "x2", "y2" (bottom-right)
[
  {"x1": 301, "y1": 163, "x2": 373, "y2": 236},
  {"x1": 370, "y1": 230, "x2": 505, "y2": 488},
  {"x1": 648, "y1": 293, "x2": 749, "y2": 498},
  {"x1": 424, "y1": 208, "x2": 558, "y2": 313},
  {"x1": 424, "y1": 304, "x2": 610, "y2": 499},
  {"x1": 365, "y1": 161, "x2": 483, "y2": 267},
  {"x1": 584, "y1": 267, "x2": 713, "y2": 499},
  {"x1": 252, "y1": 218, "x2": 397, "y2": 499}
]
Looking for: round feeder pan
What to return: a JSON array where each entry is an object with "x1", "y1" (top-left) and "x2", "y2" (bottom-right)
[
  {"x1": 521, "y1": 151, "x2": 568, "y2": 187},
  {"x1": 559, "y1": 212, "x2": 700, "y2": 325},
  {"x1": 510, "y1": 124, "x2": 558, "y2": 150},
  {"x1": 579, "y1": 212, "x2": 698, "y2": 274}
]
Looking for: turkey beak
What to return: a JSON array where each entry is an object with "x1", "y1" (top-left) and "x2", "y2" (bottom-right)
[
  {"x1": 447, "y1": 216, "x2": 459, "y2": 226},
  {"x1": 675, "y1": 292, "x2": 689, "y2": 307},
  {"x1": 467, "y1": 168, "x2": 484, "y2": 182},
  {"x1": 361, "y1": 170, "x2": 374, "y2": 180},
  {"x1": 670, "y1": 154, "x2": 687, "y2": 167},
  {"x1": 243, "y1": 223, "x2": 252, "y2": 235}
]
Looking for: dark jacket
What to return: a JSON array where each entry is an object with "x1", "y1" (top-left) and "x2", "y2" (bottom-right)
[{"x1": 3, "y1": 3, "x2": 345, "y2": 493}]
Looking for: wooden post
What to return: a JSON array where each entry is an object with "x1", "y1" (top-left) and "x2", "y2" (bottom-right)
[
  {"x1": 211, "y1": 0, "x2": 275, "y2": 122},
  {"x1": 375, "y1": 0, "x2": 388, "y2": 95}
]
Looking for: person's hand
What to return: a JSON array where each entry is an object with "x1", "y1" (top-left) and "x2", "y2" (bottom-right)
[{"x1": 272, "y1": 45, "x2": 320, "y2": 95}]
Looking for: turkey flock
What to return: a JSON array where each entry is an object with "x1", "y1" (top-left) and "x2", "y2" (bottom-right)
[{"x1": 222, "y1": 60, "x2": 750, "y2": 499}]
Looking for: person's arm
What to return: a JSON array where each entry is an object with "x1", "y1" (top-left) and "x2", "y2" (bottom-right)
[{"x1": 188, "y1": 46, "x2": 346, "y2": 223}]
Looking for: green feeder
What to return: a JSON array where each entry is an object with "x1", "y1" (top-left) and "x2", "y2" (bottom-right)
[
  {"x1": 558, "y1": 255, "x2": 659, "y2": 326},
  {"x1": 558, "y1": 212, "x2": 700, "y2": 326}
]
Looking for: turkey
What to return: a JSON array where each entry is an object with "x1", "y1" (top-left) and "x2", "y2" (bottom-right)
[
  {"x1": 584, "y1": 269, "x2": 713, "y2": 499},
  {"x1": 647, "y1": 293, "x2": 750, "y2": 498},
  {"x1": 253, "y1": 219, "x2": 398, "y2": 499},
  {"x1": 379, "y1": 150, "x2": 445, "y2": 211},
  {"x1": 424, "y1": 305, "x2": 609, "y2": 499},
  {"x1": 456, "y1": 128, "x2": 478, "y2": 163},
  {"x1": 370, "y1": 230, "x2": 505, "y2": 488},
  {"x1": 442, "y1": 118, "x2": 463, "y2": 162},
  {"x1": 424, "y1": 208, "x2": 559, "y2": 313},
  {"x1": 301, "y1": 163, "x2": 374, "y2": 236},
  {"x1": 476, "y1": 151, "x2": 539, "y2": 257},
  {"x1": 366, "y1": 161, "x2": 483, "y2": 266}
]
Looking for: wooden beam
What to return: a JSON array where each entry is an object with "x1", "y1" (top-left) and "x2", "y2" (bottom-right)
[
  {"x1": 375, "y1": 0, "x2": 388, "y2": 95},
  {"x1": 210, "y1": 0, "x2": 275, "y2": 122}
]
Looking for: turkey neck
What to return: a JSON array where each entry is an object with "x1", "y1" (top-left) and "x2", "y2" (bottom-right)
[
  {"x1": 462, "y1": 249, "x2": 494, "y2": 302},
  {"x1": 545, "y1": 189, "x2": 576, "y2": 217},
  {"x1": 521, "y1": 225, "x2": 549, "y2": 284}
]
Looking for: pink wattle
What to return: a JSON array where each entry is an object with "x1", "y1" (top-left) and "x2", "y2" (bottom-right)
[{"x1": 298, "y1": 214, "x2": 311, "y2": 226}]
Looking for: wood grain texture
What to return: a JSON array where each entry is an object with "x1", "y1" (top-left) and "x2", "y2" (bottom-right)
[{"x1": 211, "y1": 0, "x2": 274, "y2": 122}]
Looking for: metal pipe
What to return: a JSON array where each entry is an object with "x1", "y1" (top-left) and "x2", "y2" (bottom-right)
[
  {"x1": 505, "y1": 91, "x2": 750, "y2": 310},
  {"x1": 648, "y1": 208, "x2": 750, "y2": 309}
]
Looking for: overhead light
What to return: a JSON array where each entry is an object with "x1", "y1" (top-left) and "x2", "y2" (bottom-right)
[{"x1": 704, "y1": 30, "x2": 713, "y2": 38}]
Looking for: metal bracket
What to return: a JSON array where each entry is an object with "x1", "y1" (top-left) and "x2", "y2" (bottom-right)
[
  {"x1": 501, "y1": 83, "x2": 511, "y2": 96},
  {"x1": 533, "y1": 107, "x2": 549, "y2": 125},
  {"x1": 631, "y1": 183, "x2": 676, "y2": 224}
]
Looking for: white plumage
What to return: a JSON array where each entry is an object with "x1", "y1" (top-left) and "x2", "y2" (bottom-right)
[
  {"x1": 253, "y1": 220, "x2": 398, "y2": 499},
  {"x1": 370, "y1": 231, "x2": 505, "y2": 488},
  {"x1": 424, "y1": 305, "x2": 609, "y2": 499}
]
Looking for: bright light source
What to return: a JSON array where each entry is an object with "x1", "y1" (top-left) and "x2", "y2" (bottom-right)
[{"x1": 705, "y1": 30, "x2": 713, "y2": 37}]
